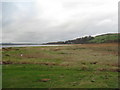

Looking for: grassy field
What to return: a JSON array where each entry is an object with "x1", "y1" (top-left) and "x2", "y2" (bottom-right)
[
  {"x1": 2, "y1": 43, "x2": 119, "y2": 88},
  {"x1": 89, "y1": 33, "x2": 120, "y2": 43}
]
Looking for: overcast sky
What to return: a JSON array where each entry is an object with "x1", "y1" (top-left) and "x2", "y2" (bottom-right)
[{"x1": 1, "y1": 0, "x2": 119, "y2": 43}]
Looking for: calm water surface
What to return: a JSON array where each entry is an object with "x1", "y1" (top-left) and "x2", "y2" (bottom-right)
[{"x1": 2, "y1": 45, "x2": 67, "y2": 48}]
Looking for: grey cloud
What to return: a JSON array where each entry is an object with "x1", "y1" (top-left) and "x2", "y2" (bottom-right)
[{"x1": 2, "y1": 0, "x2": 118, "y2": 43}]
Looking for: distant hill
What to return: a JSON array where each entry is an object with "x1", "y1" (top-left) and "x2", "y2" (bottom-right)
[
  {"x1": 89, "y1": 33, "x2": 120, "y2": 43},
  {"x1": 45, "y1": 33, "x2": 120, "y2": 44}
]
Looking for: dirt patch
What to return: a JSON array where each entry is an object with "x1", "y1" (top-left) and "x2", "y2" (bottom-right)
[
  {"x1": 2, "y1": 61, "x2": 13, "y2": 64},
  {"x1": 15, "y1": 48, "x2": 20, "y2": 51},
  {"x1": 39, "y1": 79, "x2": 51, "y2": 82},
  {"x1": 59, "y1": 64, "x2": 69, "y2": 66},
  {"x1": 97, "y1": 68, "x2": 120, "y2": 72},
  {"x1": 2, "y1": 47, "x2": 20, "y2": 51},
  {"x1": 36, "y1": 62, "x2": 59, "y2": 66},
  {"x1": 90, "y1": 61, "x2": 98, "y2": 64},
  {"x1": 52, "y1": 48, "x2": 61, "y2": 51},
  {"x1": 101, "y1": 52, "x2": 118, "y2": 56},
  {"x1": 59, "y1": 52, "x2": 73, "y2": 54},
  {"x1": 107, "y1": 63, "x2": 119, "y2": 67},
  {"x1": 5, "y1": 54, "x2": 10, "y2": 57},
  {"x1": 2, "y1": 61, "x2": 70, "y2": 67},
  {"x1": 2, "y1": 61, "x2": 58, "y2": 65},
  {"x1": 2, "y1": 47, "x2": 12, "y2": 51}
]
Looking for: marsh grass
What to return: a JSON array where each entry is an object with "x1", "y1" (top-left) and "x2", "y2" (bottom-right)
[{"x1": 2, "y1": 43, "x2": 119, "y2": 88}]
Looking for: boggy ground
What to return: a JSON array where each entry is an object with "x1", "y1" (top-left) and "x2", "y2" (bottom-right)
[{"x1": 2, "y1": 43, "x2": 119, "y2": 88}]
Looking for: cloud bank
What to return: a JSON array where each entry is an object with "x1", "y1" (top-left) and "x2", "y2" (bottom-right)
[{"x1": 2, "y1": 0, "x2": 118, "y2": 43}]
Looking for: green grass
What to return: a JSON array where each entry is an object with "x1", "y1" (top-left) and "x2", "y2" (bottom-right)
[
  {"x1": 89, "y1": 33, "x2": 120, "y2": 43},
  {"x1": 2, "y1": 43, "x2": 119, "y2": 88},
  {"x1": 3, "y1": 64, "x2": 118, "y2": 88}
]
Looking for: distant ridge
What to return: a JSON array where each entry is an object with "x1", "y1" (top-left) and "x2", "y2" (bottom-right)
[
  {"x1": 45, "y1": 33, "x2": 120, "y2": 44},
  {"x1": 2, "y1": 33, "x2": 119, "y2": 45}
]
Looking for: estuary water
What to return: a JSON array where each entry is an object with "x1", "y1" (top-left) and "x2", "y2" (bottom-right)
[{"x1": 2, "y1": 44, "x2": 66, "y2": 48}]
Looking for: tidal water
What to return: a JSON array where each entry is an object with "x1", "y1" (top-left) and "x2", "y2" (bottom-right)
[{"x1": 2, "y1": 44, "x2": 66, "y2": 48}]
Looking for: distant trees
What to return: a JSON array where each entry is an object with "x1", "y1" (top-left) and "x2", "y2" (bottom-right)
[
  {"x1": 47, "y1": 36, "x2": 94, "y2": 44},
  {"x1": 46, "y1": 33, "x2": 120, "y2": 45},
  {"x1": 73, "y1": 36, "x2": 94, "y2": 44},
  {"x1": 46, "y1": 41, "x2": 65, "y2": 44},
  {"x1": 64, "y1": 36, "x2": 94, "y2": 44}
]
